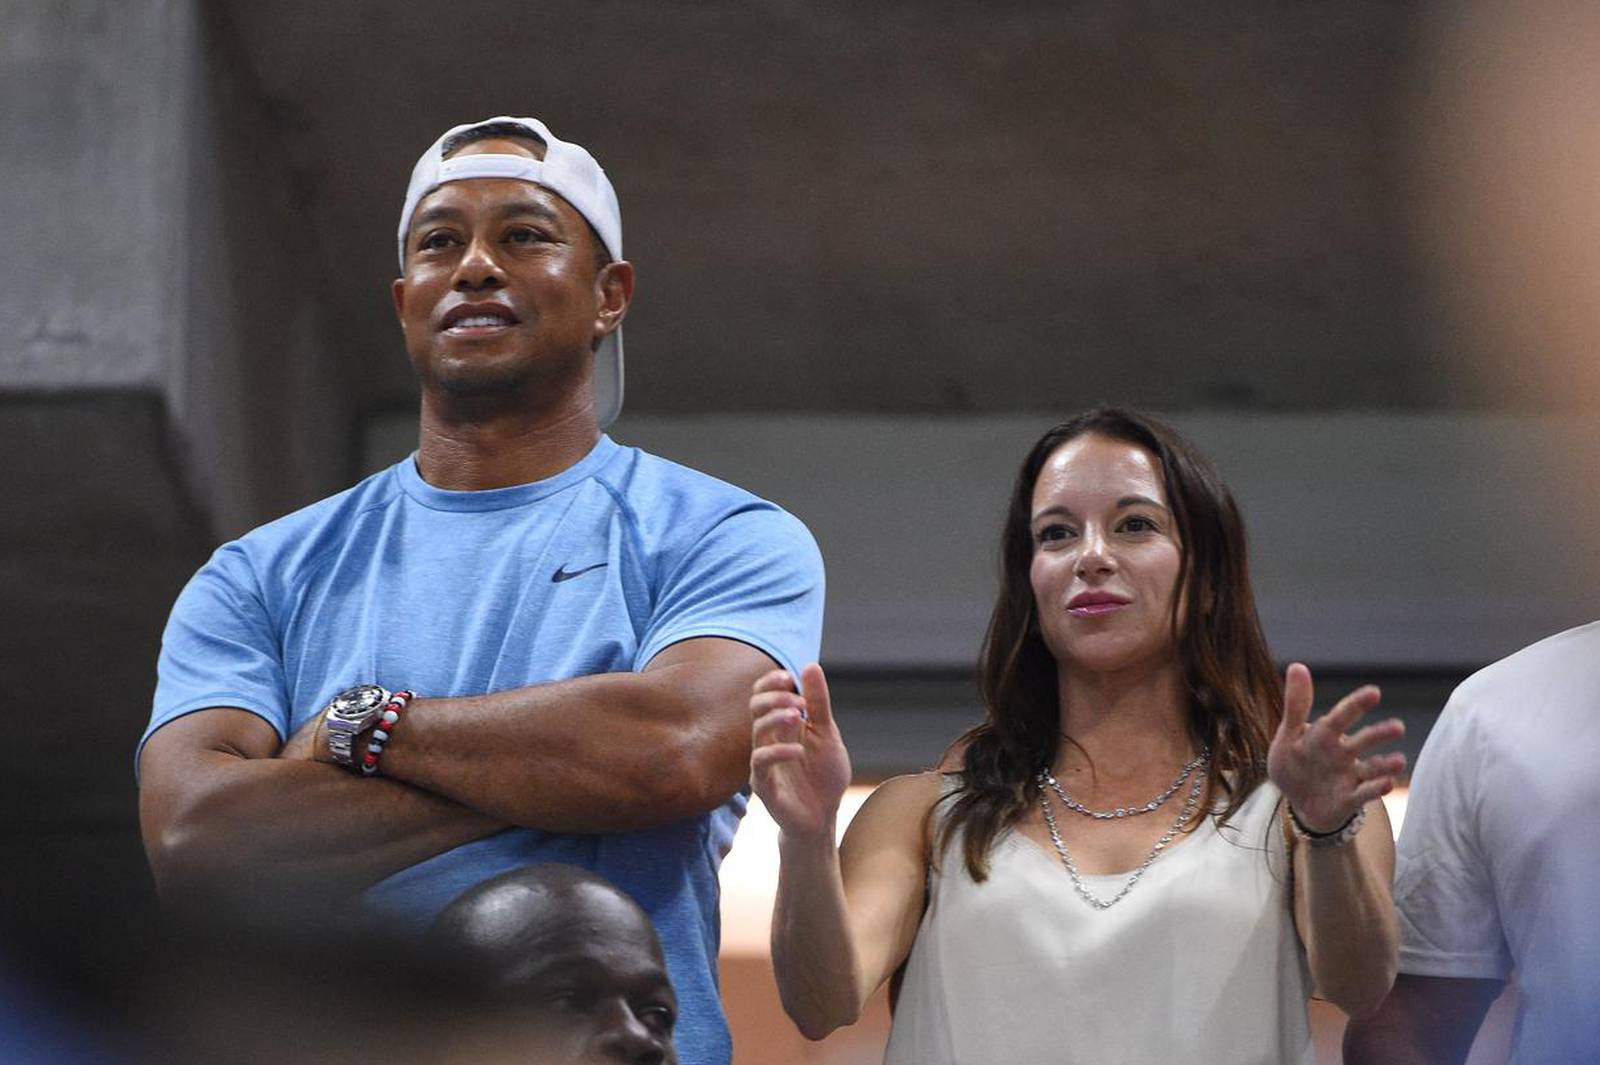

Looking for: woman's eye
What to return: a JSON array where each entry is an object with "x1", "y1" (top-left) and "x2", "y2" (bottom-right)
[
  {"x1": 1120, "y1": 516, "x2": 1158, "y2": 533},
  {"x1": 1034, "y1": 524, "x2": 1073, "y2": 545}
]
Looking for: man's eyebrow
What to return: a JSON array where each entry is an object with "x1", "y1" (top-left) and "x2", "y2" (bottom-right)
[
  {"x1": 410, "y1": 203, "x2": 465, "y2": 232},
  {"x1": 515, "y1": 959, "x2": 674, "y2": 997},
  {"x1": 409, "y1": 198, "x2": 563, "y2": 236},
  {"x1": 492, "y1": 198, "x2": 562, "y2": 224}
]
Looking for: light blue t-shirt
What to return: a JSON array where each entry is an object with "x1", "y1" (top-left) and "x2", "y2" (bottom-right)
[{"x1": 142, "y1": 435, "x2": 825, "y2": 1065}]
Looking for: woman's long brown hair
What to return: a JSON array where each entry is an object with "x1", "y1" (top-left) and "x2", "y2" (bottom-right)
[{"x1": 936, "y1": 408, "x2": 1283, "y2": 882}]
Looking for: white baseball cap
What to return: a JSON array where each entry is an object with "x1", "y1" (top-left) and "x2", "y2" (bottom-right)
[{"x1": 398, "y1": 116, "x2": 625, "y2": 428}]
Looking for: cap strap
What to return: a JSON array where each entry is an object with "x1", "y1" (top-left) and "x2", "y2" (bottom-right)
[{"x1": 433, "y1": 153, "x2": 548, "y2": 186}]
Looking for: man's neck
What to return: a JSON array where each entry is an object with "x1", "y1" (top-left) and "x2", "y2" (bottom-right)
[{"x1": 414, "y1": 392, "x2": 602, "y2": 490}]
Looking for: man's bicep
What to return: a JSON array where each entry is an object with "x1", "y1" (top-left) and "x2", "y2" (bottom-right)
[
  {"x1": 141, "y1": 706, "x2": 283, "y2": 771},
  {"x1": 138, "y1": 708, "x2": 284, "y2": 877},
  {"x1": 1345, "y1": 973, "x2": 1504, "y2": 1065},
  {"x1": 639, "y1": 638, "x2": 776, "y2": 802},
  {"x1": 1399, "y1": 973, "x2": 1504, "y2": 1028},
  {"x1": 643, "y1": 635, "x2": 781, "y2": 679},
  {"x1": 643, "y1": 636, "x2": 783, "y2": 724}
]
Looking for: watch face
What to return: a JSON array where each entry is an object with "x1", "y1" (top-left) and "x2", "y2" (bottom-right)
[{"x1": 329, "y1": 685, "x2": 388, "y2": 722}]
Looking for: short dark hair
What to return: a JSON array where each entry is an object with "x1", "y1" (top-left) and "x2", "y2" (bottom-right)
[
  {"x1": 440, "y1": 120, "x2": 547, "y2": 158},
  {"x1": 440, "y1": 122, "x2": 613, "y2": 274}
]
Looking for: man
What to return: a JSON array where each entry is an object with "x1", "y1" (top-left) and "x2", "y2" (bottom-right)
[
  {"x1": 1344, "y1": 621, "x2": 1600, "y2": 1064},
  {"x1": 137, "y1": 116, "x2": 825, "y2": 1065},
  {"x1": 430, "y1": 864, "x2": 679, "y2": 1065}
]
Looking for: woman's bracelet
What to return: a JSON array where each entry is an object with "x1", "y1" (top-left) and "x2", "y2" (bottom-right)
[{"x1": 1288, "y1": 803, "x2": 1366, "y2": 848}]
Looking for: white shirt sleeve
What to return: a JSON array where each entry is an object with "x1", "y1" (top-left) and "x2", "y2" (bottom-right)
[{"x1": 1393, "y1": 689, "x2": 1513, "y2": 980}]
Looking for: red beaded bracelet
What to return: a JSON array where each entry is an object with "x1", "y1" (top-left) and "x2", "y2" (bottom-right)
[{"x1": 360, "y1": 689, "x2": 414, "y2": 777}]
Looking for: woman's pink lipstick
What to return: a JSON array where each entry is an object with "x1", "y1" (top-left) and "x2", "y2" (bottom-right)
[{"x1": 1067, "y1": 591, "x2": 1130, "y2": 617}]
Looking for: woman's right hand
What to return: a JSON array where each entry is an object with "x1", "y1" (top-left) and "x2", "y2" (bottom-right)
[{"x1": 750, "y1": 663, "x2": 852, "y2": 841}]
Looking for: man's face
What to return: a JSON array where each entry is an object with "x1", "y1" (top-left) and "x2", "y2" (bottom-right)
[
  {"x1": 495, "y1": 886, "x2": 679, "y2": 1065},
  {"x1": 391, "y1": 137, "x2": 624, "y2": 401}
]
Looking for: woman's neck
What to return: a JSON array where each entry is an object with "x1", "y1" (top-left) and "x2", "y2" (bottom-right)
[{"x1": 1054, "y1": 661, "x2": 1193, "y2": 776}]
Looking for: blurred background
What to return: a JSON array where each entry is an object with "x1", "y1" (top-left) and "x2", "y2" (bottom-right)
[{"x1": 5, "y1": 0, "x2": 1599, "y2": 1061}]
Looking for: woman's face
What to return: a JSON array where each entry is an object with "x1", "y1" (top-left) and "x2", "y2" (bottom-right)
[{"x1": 1028, "y1": 434, "x2": 1185, "y2": 679}]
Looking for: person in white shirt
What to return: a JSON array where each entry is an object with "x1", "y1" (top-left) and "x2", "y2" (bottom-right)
[{"x1": 1345, "y1": 620, "x2": 1600, "y2": 1065}]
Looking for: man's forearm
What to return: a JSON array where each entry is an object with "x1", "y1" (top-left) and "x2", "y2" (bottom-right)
[
  {"x1": 143, "y1": 749, "x2": 502, "y2": 898},
  {"x1": 375, "y1": 646, "x2": 758, "y2": 832}
]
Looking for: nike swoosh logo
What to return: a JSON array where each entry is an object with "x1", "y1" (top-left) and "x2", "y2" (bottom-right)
[{"x1": 551, "y1": 562, "x2": 609, "y2": 583}]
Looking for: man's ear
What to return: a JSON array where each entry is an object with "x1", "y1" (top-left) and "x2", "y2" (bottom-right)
[
  {"x1": 391, "y1": 277, "x2": 408, "y2": 324},
  {"x1": 593, "y1": 260, "x2": 635, "y2": 340}
]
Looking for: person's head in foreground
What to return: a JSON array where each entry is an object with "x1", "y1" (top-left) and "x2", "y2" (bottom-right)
[
  {"x1": 946, "y1": 406, "x2": 1282, "y2": 876},
  {"x1": 430, "y1": 863, "x2": 678, "y2": 1065},
  {"x1": 393, "y1": 116, "x2": 633, "y2": 428}
]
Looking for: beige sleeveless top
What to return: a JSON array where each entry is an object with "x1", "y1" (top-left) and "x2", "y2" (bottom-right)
[{"x1": 883, "y1": 778, "x2": 1314, "y2": 1065}]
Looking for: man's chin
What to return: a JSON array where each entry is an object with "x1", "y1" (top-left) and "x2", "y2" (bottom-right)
[
  {"x1": 433, "y1": 370, "x2": 530, "y2": 398},
  {"x1": 418, "y1": 355, "x2": 536, "y2": 398},
  {"x1": 416, "y1": 350, "x2": 586, "y2": 403}
]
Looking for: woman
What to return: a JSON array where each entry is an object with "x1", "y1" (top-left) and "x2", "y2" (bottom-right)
[{"x1": 751, "y1": 408, "x2": 1404, "y2": 1063}]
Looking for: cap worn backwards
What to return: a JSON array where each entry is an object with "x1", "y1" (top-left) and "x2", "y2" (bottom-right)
[{"x1": 398, "y1": 116, "x2": 625, "y2": 428}]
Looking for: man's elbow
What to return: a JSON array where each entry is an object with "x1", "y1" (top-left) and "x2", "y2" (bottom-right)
[
  {"x1": 143, "y1": 818, "x2": 215, "y2": 898},
  {"x1": 142, "y1": 790, "x2": 261, "y2": 900},
  {"x1": 647, "y1": 736, "x2": 749, "y2": 821}
]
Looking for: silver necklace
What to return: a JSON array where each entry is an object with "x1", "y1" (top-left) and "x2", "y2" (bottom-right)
[
  {"x1": 1040, "y1": 748, "x2": 1208, "y2": 819},
  {"x1": 1035, "y1": 750, "x2": 1209, "y2": 911}
]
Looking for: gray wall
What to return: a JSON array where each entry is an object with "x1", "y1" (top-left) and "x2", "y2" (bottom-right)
[
  {"x1": 1, "y1": 0, "x2": 343, "y2": 1004},
  {"x1": 370, "y1": 410, "x2": 1600, "y2": 670},
  {"x1": 1, "y1": 0, "x2": 345, "y2": 535}
]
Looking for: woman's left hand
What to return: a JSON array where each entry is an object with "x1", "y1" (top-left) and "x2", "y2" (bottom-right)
[{"x1": 1267, "y1": 663, "x2": 1407, "y2": 834}]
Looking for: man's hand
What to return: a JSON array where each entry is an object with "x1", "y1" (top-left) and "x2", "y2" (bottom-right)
[{"x1": 278, "y1": 712, "x2": 324, "y2": 762}]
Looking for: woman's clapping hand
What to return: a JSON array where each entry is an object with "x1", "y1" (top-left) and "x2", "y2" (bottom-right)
[
  {"x1": 1267, "y1": 663, "x2": 1407, "y2": 835},
  {"x1": 750, "y1": 663, "x2": 852, "y2": 840}
]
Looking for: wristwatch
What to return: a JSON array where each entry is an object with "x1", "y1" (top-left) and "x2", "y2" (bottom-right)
[{"x1": 321, "y1": 684, "x2": 392, "y2": 768}]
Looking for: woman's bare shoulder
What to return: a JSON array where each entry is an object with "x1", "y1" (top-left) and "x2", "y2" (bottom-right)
[
  {"x1": 846, "y1": 771, "x2": 957, "y2": 841},
  {"x1": 868, "y1": 770, "x2": 955, "y2": 807}
]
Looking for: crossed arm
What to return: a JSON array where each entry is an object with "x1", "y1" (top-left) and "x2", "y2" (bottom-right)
[{"x1": 139, "y1": 637, "x2": 775, "y2": 897}]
